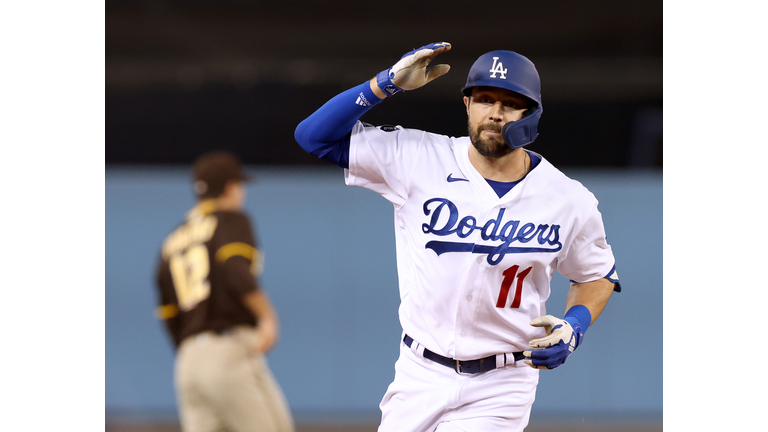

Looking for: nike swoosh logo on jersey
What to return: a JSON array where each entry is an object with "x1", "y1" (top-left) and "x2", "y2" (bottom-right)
[{"x1": 447, "y1": 173, "x2": 469, "y2": 183}]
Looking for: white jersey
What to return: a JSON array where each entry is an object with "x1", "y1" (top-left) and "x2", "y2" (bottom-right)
[{"x1": 345, "y1": 121, "x2": 617, "y2": 360}]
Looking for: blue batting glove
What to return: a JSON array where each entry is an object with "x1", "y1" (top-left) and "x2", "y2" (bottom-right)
[
  {"x1": 523, "y1": 315, "x2": 581, "y2": 370},
  {"x1": 375, "y1": 42, "x2": 452, "y2": 96}
]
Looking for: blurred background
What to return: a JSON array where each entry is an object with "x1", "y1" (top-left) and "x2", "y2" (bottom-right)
[{"x1": 105, "y1": 1, "x2": 662, "y2": 431}]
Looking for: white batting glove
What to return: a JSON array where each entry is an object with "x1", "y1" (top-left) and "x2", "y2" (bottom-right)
[
  {"x1": 523, "y1": 315, "x2": 580, "y2": 370},
  {"x1": 375, "y1": 42, "x2": 452, "y2": 96}
]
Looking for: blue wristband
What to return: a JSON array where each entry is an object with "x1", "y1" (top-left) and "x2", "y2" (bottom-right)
[
  {"x1": 563, "y1": 305, "x2": 592, "y2": 348},
  {"x1": 376, "y1": 68, "x2": 404, "y2": 97}
]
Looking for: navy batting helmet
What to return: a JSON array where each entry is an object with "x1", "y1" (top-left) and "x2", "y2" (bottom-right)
[{"x1": 462, "y1": 50, "x2": 543, "y2": 149}]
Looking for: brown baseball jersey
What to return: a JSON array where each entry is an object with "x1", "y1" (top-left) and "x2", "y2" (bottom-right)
[{"x1": 155, "y1": 201, "x2": 264, "y2": 348}]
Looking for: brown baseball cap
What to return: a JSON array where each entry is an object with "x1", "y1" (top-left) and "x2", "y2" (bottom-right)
[{"x1": 192, "y1": 150, "x2": 251, "y2": 199}]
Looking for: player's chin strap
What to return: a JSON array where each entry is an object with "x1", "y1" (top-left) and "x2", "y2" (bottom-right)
[{"x1": 502, "y1": 106, "x2": 542, "y2": 149}]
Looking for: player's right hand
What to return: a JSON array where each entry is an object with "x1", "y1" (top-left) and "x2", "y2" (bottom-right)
[{"x1": 376, "y1": 42, "x2": 452, "y2": 96}]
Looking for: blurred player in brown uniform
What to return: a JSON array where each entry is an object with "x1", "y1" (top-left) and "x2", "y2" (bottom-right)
[{"x1": 155, "y1": 150, "x2": 294, "y2": 432}]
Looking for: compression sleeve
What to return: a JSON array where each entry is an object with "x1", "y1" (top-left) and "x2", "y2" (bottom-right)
[{"x1": 294, "y1": 80, "x2": 384, "y2": 168}]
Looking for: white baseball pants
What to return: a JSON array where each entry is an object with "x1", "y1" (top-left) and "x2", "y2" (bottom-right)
[{"x1": 378, "y1": 337, "x2": 539, "y2": 432}]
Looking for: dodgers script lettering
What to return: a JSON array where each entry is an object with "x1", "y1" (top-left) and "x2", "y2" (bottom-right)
[{"x1": 421, "y1": 198, "x2": 562, "y2": 265}]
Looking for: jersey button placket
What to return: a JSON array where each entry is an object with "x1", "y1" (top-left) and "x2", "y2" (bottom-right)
[
  {"x1": 455, "y1": 238, "x2": 479, "y2": 350},
  {"x1": 458, "y1": 240, "x2": 488, "y2": 353}
]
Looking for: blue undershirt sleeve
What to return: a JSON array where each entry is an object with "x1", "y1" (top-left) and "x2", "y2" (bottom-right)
[{"x1": 294, "y1": 81, "x2": 384, "y2": 169}]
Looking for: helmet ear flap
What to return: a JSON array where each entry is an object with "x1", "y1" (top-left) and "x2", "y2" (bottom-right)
[{"x1": 502, "y1": 107, "x2": 542, "y2": 149}]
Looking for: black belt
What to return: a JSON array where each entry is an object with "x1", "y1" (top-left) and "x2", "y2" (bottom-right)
[{"x1": 403, "y1": 334, "x2": 525, "y2": 374}]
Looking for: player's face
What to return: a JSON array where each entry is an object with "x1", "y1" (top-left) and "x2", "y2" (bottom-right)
[{"x1": 464, "y1": 87, "x2": 529, "y2": 158}]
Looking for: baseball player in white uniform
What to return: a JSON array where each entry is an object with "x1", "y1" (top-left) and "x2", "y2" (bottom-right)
[{"x1": 294, "y1": 42, "x2": 621, "y2": 432}]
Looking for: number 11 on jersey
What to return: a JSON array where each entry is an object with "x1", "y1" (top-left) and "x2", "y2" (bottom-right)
[{"x1": 496, "y1": 265, "x2": 532, "y2": 308}]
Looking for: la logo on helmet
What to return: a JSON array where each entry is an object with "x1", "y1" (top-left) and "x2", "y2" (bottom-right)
[{"x1": 489, "y1": 57, "x2": 507, "y2": 79}]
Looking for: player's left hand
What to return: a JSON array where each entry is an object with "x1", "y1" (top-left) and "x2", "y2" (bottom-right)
[
  {"x1": 376, "y1": 42, "x2": 452, "y2": 96},
  {"x1": 523, "y1": 315, "x2": 579, "y2": 370}
]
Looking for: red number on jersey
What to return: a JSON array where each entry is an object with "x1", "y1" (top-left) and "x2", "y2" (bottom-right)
[{"x1": 496, "y1": 265, "x2": 532, "y2": 308}]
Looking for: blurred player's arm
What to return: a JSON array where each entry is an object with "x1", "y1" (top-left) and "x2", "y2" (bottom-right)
[
  {"x1": 224, "y1": 253, "x2": 280, "y2": 352},
  {"x1": 217, "y1": 212, "x2": 279, "y2": 353},
  {"x1": 243, "y1": 289, "x2": 279, "y2": 354},
  {"x1": 294, "y1": 42, "x2": 451, "y2": 168},
  {"x1": 221, "y1": 253, "x2": 279, "y2": 354}
]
